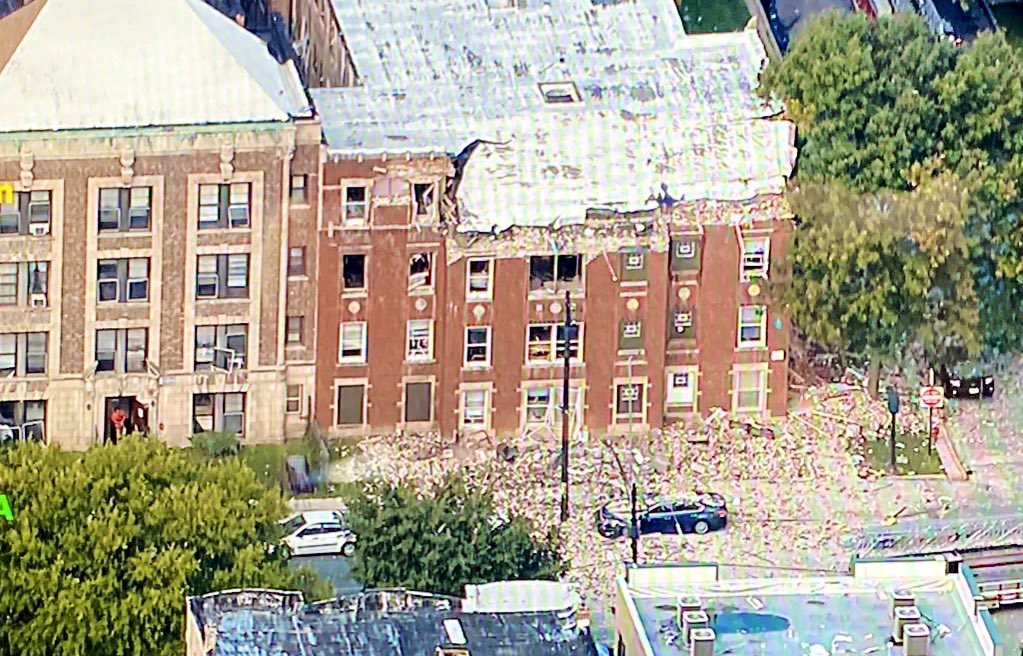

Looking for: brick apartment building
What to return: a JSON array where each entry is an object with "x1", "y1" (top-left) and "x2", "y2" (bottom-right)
[
  {"x1": 309, "y1": 0, "x2": 797, "y2": 440},
  {"x1": 0, "y1": 0, "x2": 319, "y2": 448}
]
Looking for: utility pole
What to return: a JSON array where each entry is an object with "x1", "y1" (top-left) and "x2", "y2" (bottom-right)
[{"x1": 560, "y1": 289, "x2": 572, "y2": 523}]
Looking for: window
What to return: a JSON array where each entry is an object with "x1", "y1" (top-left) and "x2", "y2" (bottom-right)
[
  {"x1": 192, "y1": 392, "x2": 246, "y2": 435},
  {"x1": 342, "y1": 185, "x2": 368, "y2": 224},
  {"x1": 290, "y1": 175, "x2": 309, "y2": 205},
  {"x1": 97, "y1": 258, "x2": 150, "y2": 303},
  {"x1": 413, "y1": 182, "x2": 435, "y2": 218},
  {"x1": 286, "y1": 384, "x2": 303, "y2": 414},
  {"x1": 733, "y1": 367, "x2": 767, "y2": 413},
  {"x1": 466, "y1": 258, "x2": 492, "y2": 300},
  {"x1": 0, "y1": 262, "x2": 48, "y2": 307},
  {"x1": 404, "y1": 381, "x2": 433, "y2": 423},
  {"x1": 408, "y1": 252, "x2": 433, "y2": 291},
  {"x1": 619, "y1": 320, "x2": 643, "y2": 351},
  {"x1": 286, "y1": 316, "x2": 304, "y2": 346},
  {"x1": 461, "y1": 389, "x2": 489, "y2": 428},
  {"x1": 406, "y1": 320, "x2": 433, "y2": 361},
  {"x1": 288, "y1": 247, "x2": 307, "y2": 277},
  {"x1": 620, "y1": 249, "x2": 647, "y2": 282},
  {"x1": 0, "y1": 400, "x2": 46, "y2": 444},
  {"x1": 198, "y1": 183, "x2": 250, "y2": 229},
  {"x1": 526, "y1": 323, "x2": 580, "y2": 364},
  {"x1": 529, "y1": 254, "x2": 582, "y2": 293},
  {"x1": 738, "y1": 305, "x2": 767, "y2": 347},
  {"x1": 194, "y1": 324, "x2": 247, "y2": 371},
  {"x1": 464, "y1": 326, "x2": 491, "y2": 367},
  {"x1": 196, "y1": 254, "x2": 249, "y2": 299},
  {"x1": 336, "y1": 384, "x2": 366, "y2": 426},
  {"x1": 95, "y1": 328, "x2": 148, "y2": 373},
  {"x1": 0, "y1": 191, "x2": 51, "y2": 236},
  {"x1": 98, "y1": 187, "x2": 151, "y2": 232},
  {"x1": 339, "y1": 322, "x2": 367, "y2": 363},
  {"x1": 665, "y1": 368, "x2": 697, "y2": 408},
  {"x1": 523, "y1": 385, "x2": 582, "y2": 425},
  {"x1": 670, "y1": 238, "x2": 700, "y2": 272},
  {"x1": 668, "y1": 306, "x2": 696, "y2": 341},
  {"x1": 615, "y1": 382, "x2": 645, "y2": 421},
  {"x1": 741, "y1": 236, "x2": 770, "y2": 279},
  {"x1": 0, "y1": 332, "x2": 47, "y2": 377},
  {"x1": 342, "y1": 254, "x2": 366, "y2": 293}
]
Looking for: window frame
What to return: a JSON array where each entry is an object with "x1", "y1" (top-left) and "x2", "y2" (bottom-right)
[
  {"x1": 96, "y1": 257, "x2": 150, "y2": 304},
  {"x1": 342, "y1": 184, "x2": 370, "y2": 225},
  {"x1": 195, "y1": 254, "x2": 249, "y2": 300},
  {"x1": 737, "y1": 305, "x2": 767, "y2": 348},
  {"x1": 732, "y1": 366, "x2": 768, "y2": 414},
  {"x1": 402, "y1": 380, "x2": 434, "y2": 424},
  {"x1": 0, "y1": 191, "x2": 51, "y2": 236},
  {"x1": 95, "y1": 328, "x2": 149, "y2": 374},
  {"x1": 336, "y1": 382, "x2": 367, "y2": 426},
  {"x1": 197, "y1": 182, "x2": 251, "y2": 230},
  {"x1": 286, "y1": 384, "x2": 303, "y2": 414},
  {"x1": 466, "y1": 258, "x2": 493, "y2": 301},
  {"x1": 613, "y1": 380, "x2": 646, "y2": 423},
  {"x1": 338, "y1": 322, "x2": 367, "y2": 364},
  {"x1": 528, "y1": 254, "x2": 583, "y2": 295},
  {"x1": 287, "y1": 246, "x2": 307, "y2": 278},
  {"x1": 0, "y1": 399, "x2": 47, "y2": 444},
  {"x1": 459, "y1": 387, "x2": 490, "y2": 430},
  {"x1": 412, "y1": 182, "x2": 436, "y2": 220},
  {"x1": 192, "y1": 392, "x2": 247, "y2": 435},
  {"x1": 408, "y1": 252, "x2": 434, "y2": 293},
  {"x1": 0, "y1": 261, "x2": 48, "y2": 307},
  {"x1": 740, "y1": 235, "x2": 771, "y2": 280},
  {"x1": 98, "y1": 186, "x2": 152, "y2": 233},
  {"x1": 464, "y1": 326, "x2": 492, "y2": 368},
  {"x1": 290, "y1": 174, "x2": 309, "y2": 205},
  {"x1": 665, "y1": 366, "x2": 699, "y2": 411},
  {"x1": 525, "y1": 322, "x2": 582, "y2": 365},
  {"x1": 0, "y1": 332, "x2": 47, "y2": 377},
  {"x1": 341, "y1": 253, "x2": 367, "y2": 295},
  {"x1": 405, "y1": 319, "x2": 434, "y2": 362},
  {"x1": 194, "y1": 324, "x2": 248, "y2": 372},
  {"x1": 285, "y1": 316, "x2": 305, "y2": 346}
]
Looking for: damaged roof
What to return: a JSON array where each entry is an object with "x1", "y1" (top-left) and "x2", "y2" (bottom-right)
[
  {"x1": 0, "y1": 0, "x2": 311, "y2": 133},
  {"x1": 311, "y1": 0, "x2": 794, "y2": 233},
  {"x1": 189, "y1": 589, "x2": 600, "y2": 656}
]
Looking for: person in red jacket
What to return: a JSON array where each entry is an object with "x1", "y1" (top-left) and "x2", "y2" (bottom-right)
[{"x1": 110, "y1": 407, "x2": 126, "y2": 444}]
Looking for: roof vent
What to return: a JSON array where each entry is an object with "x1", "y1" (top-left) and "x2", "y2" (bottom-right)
[
  {"x1": 681, "y1": 610, "x2": 709, "y2": 644},
  {"x1": 891, "y1": 589, "x2": 915, "y2": 617},
  {"x1": 892, "y1": 607, "x2": 921, "y2": 644},
  {"x1": 903, "y1": 623, "x2": 931, "y2": 656},
  {"x1": 538, "y1": 81, "x2": 581, "y2": 104},
  {"x1": 688, "y1": 627, "x2": 715, "y2": 656}
]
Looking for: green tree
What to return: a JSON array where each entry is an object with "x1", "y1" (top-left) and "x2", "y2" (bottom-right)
[
  {"x1": 761, "y1": 10, "x2": 1023, "y2": 355},
  {"x1": 0, "y1": 438, "x2": 330, "y2": 656},
  {"x1": 346, "y1": 475, "x2": 565, "y2": 597},
  {"x1": 773, "y1": 172, "x2": 979, "y2": 391}
]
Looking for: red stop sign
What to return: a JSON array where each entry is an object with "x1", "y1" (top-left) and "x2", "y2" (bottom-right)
[{"x1": 920, "y1": 386, "x2": 944, "y2": 408}]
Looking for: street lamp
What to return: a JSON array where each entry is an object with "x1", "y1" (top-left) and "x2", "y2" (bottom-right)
[{"x1": 886, "y1": 385, "x2": 901, "y2": 473}]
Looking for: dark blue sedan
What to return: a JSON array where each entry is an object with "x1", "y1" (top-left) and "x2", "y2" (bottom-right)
[{"x1": 596, "y1": 493, "x2": 728, "y2": 538}]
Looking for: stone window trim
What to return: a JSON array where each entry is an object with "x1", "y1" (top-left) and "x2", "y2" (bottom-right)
[
  {"x1": 0, "y1": 261, "x2": 48, "y2": 308},
  {"x1": 97, "y1": 186, "x2": 152, "y2": 233},
  {"x1": 731, "y1": 363, "x2": 770, "y2": 414},
  {"x1": 740, "y1": 232, "x2": 771, "y2": 281},
  {"x1": 463, "y1": 325, "x2": 492, "y2": 369},
  {"x1": 612, "y1": 376, "x2": 649, "y2": 426},
  {"x1": 0, "y1": 332, "x2": 48, "y2": 378},
  {"x1": 338, "y1": 321, "x2": 367, "y2": 364},
  {"x1": 334, "y1": 377, "x2": 369, "y2": 428},
  {"x1": 406, "y1": 319, "x2": 434, "y2": 362},
  {"x1": 664, "y1": 365, "x2": 700, "y2": 414},
  {"x1": 197, "y1": 182, "x2": 252, "y2": 231},
  {"x1": 286, "y1": 384, "x2": 304, "y2": 415},
  {"x1": 94, "y1": 327, "x2": 148, "y2": 375},
  {"x1": 340, "y1": 180, "x2": 371, "y2": 227},
  {"x1": 0, "y1": 399, "x2": 46, "y2": 444},
  {"x1": 400, "y1": 375, "x2": 436, "y2": 427},
  {"x1": 737, "y1": 305, "x2": 767, "y2": 349},
  {"x1": 465, "y1": 257, "x2": 493, "y2": 301},
  {"x1": 525, "y1": 322, "x2": 583, "y2": 366},
  {"x1": 192, "y1": 392, "x2": 246, "y2": 436},
  {"x1": 520, "y1": 381, "x2": 584, "y2": 430},
  {"x1": 458, "y1": 381, "x2": 494, "y2": 432}
]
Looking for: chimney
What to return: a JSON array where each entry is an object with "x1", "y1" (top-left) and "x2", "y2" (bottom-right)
[
  {"x1": 688, "y1": 627, "x2": 715, "y2": 656},
  {"x1": 681, "y1": 611, "x2": 709, "y2": 644},
  {"x1": 891, "y1": 590, "x2": 915, "y2": 617},
  {"x1": 675, "y1": 596, "x2": 702, "y2": 628},
  {"x1": 892, "y1": 607, "x2": 921, "y2": 644},
  {"x1": 903, "y1": 623, "x2": 930, "y2": 656}
]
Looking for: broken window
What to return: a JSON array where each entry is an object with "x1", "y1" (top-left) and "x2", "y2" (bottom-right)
[
  {"x1": 409, "y1": 252, "x2": 433, "y2": 291},
  {"x1": 342, "y1": 254, "x2": 366, "y2": 293},
  {"x1": 413, "y1": 182, "x2": 435, "y2": 218},
  {"x1": 406, "y1": 320, "x2": 433, "y2": 361},
  {"x1": 527, "y1": 323, "x2": 580, "y2": 364},
  {"x1": 342, "y1": 185, "x2": 368, "y2": 224},
  {"x1": 529, "y1": 254, "x2": 581, "y2": 292}
]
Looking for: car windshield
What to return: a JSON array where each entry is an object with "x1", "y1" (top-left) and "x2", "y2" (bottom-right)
[{"x1": 282, "y1": 516, "x2": 306, "y2": 534}]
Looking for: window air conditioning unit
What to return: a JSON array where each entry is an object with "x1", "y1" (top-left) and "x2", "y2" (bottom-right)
[
  {"x1": 29, "y1": 293, "x2": 47, "y2": 308},
  {"x1": 100, "y1": 208, "x2": 121, "y2": 225},
  {"x1": 29, "y1": 223, "x2": 50, "y2": 236}
]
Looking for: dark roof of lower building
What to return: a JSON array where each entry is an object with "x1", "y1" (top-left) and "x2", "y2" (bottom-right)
[
  {"x1": 189, "y1": 589, "x2": 600, "y2": 656},
  {"x1": 763, "y1": 0, "x2": 853, "y2": 52}
]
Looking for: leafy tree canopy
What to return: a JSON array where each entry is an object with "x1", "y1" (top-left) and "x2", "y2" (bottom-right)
[
  {"x1": 774, "y1": 171, "x2": 979, "y2": 369},
  {"x1": 0, "y1": 438, "x2": 330, "y2": 656},
  {"x1": 761, "y1": 10, "x2": 1023, "y2": 355},
  {"x1": 346, "y1": 475, "x2": 565, "y2": 598}
]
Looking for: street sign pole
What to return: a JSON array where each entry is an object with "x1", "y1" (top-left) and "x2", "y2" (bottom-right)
[{"x1": 928, "y1": 369, "x2": 934, "y2": 455}]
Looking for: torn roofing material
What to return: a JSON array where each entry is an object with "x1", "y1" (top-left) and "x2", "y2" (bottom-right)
[
  {"x1": 189, "y1": 588, "x2": 600, "y2": 656},
  {"x1": 311, "y1": 0, "x2": 794, "y2": 234},
  {"x1": 0, "y1": 0, "x2": 311, "y2": 133}
]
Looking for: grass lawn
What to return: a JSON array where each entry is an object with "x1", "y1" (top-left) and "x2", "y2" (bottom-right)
[
  {"x1": 858, "y1": 431, "x2": 944, "y2": 477},
  {"x1": 233, "y1": 435, "x2": 365, "y2": 497}
]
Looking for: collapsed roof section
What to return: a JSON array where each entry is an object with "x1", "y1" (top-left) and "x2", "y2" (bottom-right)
[{"x1": 311, "y1": 0, "x2": 795, "y2": 234}]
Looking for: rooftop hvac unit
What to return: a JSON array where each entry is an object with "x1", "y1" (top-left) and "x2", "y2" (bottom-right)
[
  {"x1": 681, "y1": 610, "x2": 709, "y2": 644},
  {"x1": 903, "y1": 623, "x2": 931, "y2": 656},
  {"x1": 675, "y1": 596, "x2": 702, "y2": 628},
  {"x1": 892, "y1": 606, "x2": 921, "y2": 644},
  {"x1": 688, "y1": 627, "x2": 715, "y2": 656},
  {"x1": 891, "y1": 589, "x2": 916, "y2": 617}
]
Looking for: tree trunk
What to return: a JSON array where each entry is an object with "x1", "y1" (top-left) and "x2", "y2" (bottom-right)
[{"x1": 868, "y1": 358, "x2": 881, "y2": 399}]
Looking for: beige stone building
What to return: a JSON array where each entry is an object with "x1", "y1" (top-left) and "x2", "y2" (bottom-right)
[{"x1": 0, "y1": 0, "x2": 321, "y2": 448}]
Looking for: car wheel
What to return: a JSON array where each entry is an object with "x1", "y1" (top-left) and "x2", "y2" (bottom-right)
[
  {"x1": 341, "y1": 542, "x2": 356, "y2": 557},
  {"x1": 693, "y1": 520, "x2": 709, "y2": 535},
  {"x1": 598, "y1": 525, "x2": 625, "y2": 540}
]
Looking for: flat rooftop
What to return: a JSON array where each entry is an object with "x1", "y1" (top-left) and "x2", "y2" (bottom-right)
[
  {"x1": 616, "y1": 560, "x2": 1000, "y2": 656},
  {"x1": 188, "y1": 588, "x2": 599, "y2": 656}
]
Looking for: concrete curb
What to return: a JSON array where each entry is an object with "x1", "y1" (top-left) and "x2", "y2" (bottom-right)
[{"x1": 935, "y1": 419, "x2": 969, "y2": 482}]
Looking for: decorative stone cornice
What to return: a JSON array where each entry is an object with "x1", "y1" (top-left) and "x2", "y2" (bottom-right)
[
  {"x1": 19, "y1": 149, "x2": 33, "y2": 189},
  {"x1": 119, "y1": 148, "x2": 136, "y2": 186},
  {"x1": 219, "y1": 142, "x2": 235, "y2": 181}
]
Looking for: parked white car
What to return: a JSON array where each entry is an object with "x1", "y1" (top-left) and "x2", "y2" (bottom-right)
[{"x1": 279, "y1": 511, "x2": 357, "y2": 557}]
